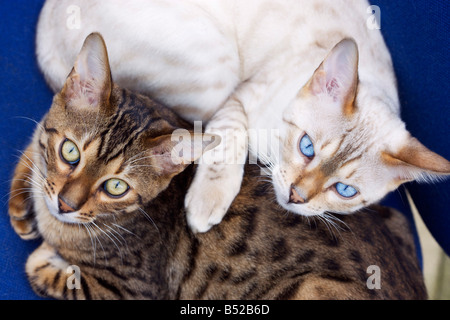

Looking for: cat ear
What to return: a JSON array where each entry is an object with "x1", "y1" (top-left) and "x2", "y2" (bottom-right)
[
  {"x1": 305, "y1": 38, "x2": 359, "y2": 116},
  {"x1": 147, "y1": 130, "x2": 221, "y2": 176},
  {"x1": 382, "y1": 135, "x2": 450, "y2": 185},
  {"x1": 61, "y1": 32, "x2": 112, "y2": 109}
]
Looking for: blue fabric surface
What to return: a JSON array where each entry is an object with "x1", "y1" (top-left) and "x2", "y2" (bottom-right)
[
  {"x1": 374, "y1": 0, "x2": 450, "y2": 256},
  {"x1": 0, "y1": 0, "x2": 447, "y2": 299},
  {"x1": 0, "y1": 0, "x2": 52, "y2": 300}
]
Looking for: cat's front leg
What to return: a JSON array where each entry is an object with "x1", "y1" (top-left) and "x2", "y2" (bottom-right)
[
  {"x1": 8, "y1": 145, "x2": 40, "y2": 240},
  {"x1": 185, "y1": 96, "x2": 248, "y2": 233},
  {"x1": 26, "y1": 242, "x2": 73, "y2": 299},
  {"x1": 26, "y1": 242, "x2": 93, "y2": 300}
]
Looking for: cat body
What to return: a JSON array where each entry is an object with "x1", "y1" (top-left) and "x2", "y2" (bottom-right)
[
  {"x1": 37, "y1": 0, "x2": 395, "y2": 118},
  {"x1": 10, "y1": 33, "x2": 426, "y2": 300},
  {"x1": 36, "y1": 0, "x2": 450, "y2": 233}
]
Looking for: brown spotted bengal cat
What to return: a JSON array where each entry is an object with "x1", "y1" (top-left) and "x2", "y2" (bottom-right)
[{"x1": 9, "y1": 33, "x2": 426, "y2": 300}]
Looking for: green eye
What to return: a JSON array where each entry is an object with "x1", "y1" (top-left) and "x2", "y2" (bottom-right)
[
  {"x1": 104, "y1": 179, "x2": 129, "y2": 197},
  {"x1": 60, "y1": 139, "x2": 80, "y2": 165}
]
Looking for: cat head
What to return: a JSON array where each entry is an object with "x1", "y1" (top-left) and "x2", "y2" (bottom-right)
[
  {"x1": 35, "y1": 33, "x2": 219, "y2": 224},
  {"x1": 273, "y1": 38, "x2": 450, "y2": 216}
]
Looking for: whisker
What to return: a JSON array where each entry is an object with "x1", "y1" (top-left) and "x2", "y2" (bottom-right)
[
  {"x1": 316, "y1": 214, "x2": 338, "y2": 240},
  {"x1": 127, "y1": 164, "x2": 164, "y2": 170},
  {"x1": 11, "y1": 177, "x2": 43, "y2": 190},
  {"x1": 104, "y1": 224, "x2": 130, "y2": 252},
  {"x1": 84, "y1": 223, "x2": 97, "y2": 265},
  {"x1": 111, "y1": 223, "x2": 139, "y2": 238},
  {"x1": 126, "y1": 154, "x2": 166, "y2": 165},
  {"x1": 13, "y1": 153, "x2": 46, "y2": 182},
  {"x1": 12, "y1": 116, "x2": 45, "y2": 132},
  {"x1": 87, "y1": 222, "x2": 109, "y2": 265},
  {"x1": 138, "y1": 207, "x2": 161, "y2": 241},
  {"x1": 91, "y1": 221, "x2": 124, "y2": 264},
  {"x1": 6, "y1": 189, "x2": 41, "y2": 202}
]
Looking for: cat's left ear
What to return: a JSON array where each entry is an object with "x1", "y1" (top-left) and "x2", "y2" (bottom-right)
[
  {"x1": 147, "y1": 130, "x2": 221, "y2": 176},
  {"x1": 382, "y1": 135, "x2": 450, "y2": 185},
  {"x1": 61, "y1": 33, "x2": 113, "y2": 109},
  {"x1": 304, "y1": 38, "x2": 359, "y2": 116}
]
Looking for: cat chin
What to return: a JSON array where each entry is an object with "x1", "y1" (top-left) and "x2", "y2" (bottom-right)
[{"x1": 279, "y1": 200, "x2": 324, "y2": 217}]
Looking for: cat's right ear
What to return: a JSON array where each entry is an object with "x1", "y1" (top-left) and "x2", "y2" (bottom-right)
[
  {"x1": 147, "y1": 130, "x2": 221, "y2": 176},
  {"x1": 303, "y1": 38, "x2": 359, "y2": 116},
  {"x1": 61, "y1": 33, "x2": 112, "y2": 110},
  {"x1": 382, "y1": 135, "x2": 450, "y2": 186}
]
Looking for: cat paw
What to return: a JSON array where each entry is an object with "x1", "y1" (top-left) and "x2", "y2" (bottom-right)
[
  {"x1": 9, "y1": 202, "x2": 39, "y2": 240},
  {"x1": 26, "y1": 242, "x2": 76, "y2": 299},
  {"x1": 185, "y1": 164, "x2": 244, "y2": 233}
]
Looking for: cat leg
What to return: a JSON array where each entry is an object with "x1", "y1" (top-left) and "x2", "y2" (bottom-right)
[
  {"x1": 185, "y1": 95, "x2": 248, "y2": 233},
  {"x1": 26, "y1": 242, "x2": 105, "y2": 300},
  {"x1": 8, "y1": 145, "x2": 40, "y2": 240},
  {"x1": 26, "y1": 242, "x2": 77, "y2": 299}
]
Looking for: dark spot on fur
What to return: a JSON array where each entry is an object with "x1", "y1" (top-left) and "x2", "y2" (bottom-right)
[
  {"x1": 269, "y1": 265, "x2": 297, "y2": 281},
  {"x1": 394, "y1": 235, "x2": 404, "y2": 247},
  {"x1": 241, "y1": 211, "x2": 256, "y2": 236},
  {"x1": 239, "y1": 281, "x2": 258, "y2": 299},
  {"x1": 290, "y1": 269, "x2": 312, "y2": 279},
  {"x1": 195, "y1": 282, "x2": 209, "y2": 299},
  {"x1": 279, "y1": 213, "x2": 303, "y2": 228},
  {"x1": 183, "y1": 238, "x2": 199, "y2": 280},
  {"x1": 295, "y1": 249, "x2": 315, "y2": 264},
  {"x1": 218, "y1": 266, "x2": 232, "y2": 282},
  {"x1": 227, "y1": 237, "x2": 248, "y2": 256},
  {"x1": 270, "y1": 237, "x2": 290, "y2": 262},
  {"x1": 322, "y1": 273, "x2": 353, "y2": 283},
  {"x1": 349, "y1": 250, "x2": 362, "y2": 263},
  {"x1": 323, "y1": 259, "x2": 341, "y2": 271},
  {"x1": 252, "y1": 182, "x2": 271, "y2": 197},
  {"x1": 372, "y1": 205, "x2": 393, "y2": 219},
  {"x1": 204, "y1": 264, "x2": 218, "y2": 280},
  {"x1": 275, "y1": 280, "x2": 303, "y2": 300},
  {"x1": 362, "y1": 233, "x2": 374, "y2": 245},
  {"x1": 230, "y1": 268, "x2": 257, "y2": 284},
  {"x1": 245, "y1": 206, "x2": 259, "y2": 215}
]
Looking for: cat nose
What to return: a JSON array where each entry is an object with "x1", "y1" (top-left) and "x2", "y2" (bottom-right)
[
  {"x1": 58, "y1": 195, "x2": 77, "y2": 214},
  {"x1": 289, "y1": 184, "x2": 306, "y2": 204}
]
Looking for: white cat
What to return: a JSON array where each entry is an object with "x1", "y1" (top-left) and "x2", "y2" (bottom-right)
[{"x1": 36, "y1": 0, "x2": 450, "y2": 232}]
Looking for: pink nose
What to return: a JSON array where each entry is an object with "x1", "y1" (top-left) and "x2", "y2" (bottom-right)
[
  {"x1": 289, "y1": 184, "x2": 306, "y2": 204},
  {"x1": 58, "y1": 195, "x2": 77, "y2": 214}
]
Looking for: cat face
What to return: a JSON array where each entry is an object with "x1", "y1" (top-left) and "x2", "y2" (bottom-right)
[
  {"x1": 33, "y1": 33, "x2": 216, "y2": 225},
  {"x1": 272, "y1": 39, "x2": 450, "y2": 216}
]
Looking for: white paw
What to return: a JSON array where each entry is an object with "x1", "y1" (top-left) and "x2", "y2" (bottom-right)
[{"x1": 185, "y1": 164, "x2": 244, "y2": 233}]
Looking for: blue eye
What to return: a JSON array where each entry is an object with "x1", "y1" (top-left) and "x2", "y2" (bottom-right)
[
  {"x1": 299, "y1": 134, "x2": 314, "y2": 158},
  {"x1": 335, "y1": 182, "x2": 358, "y2": 198}
]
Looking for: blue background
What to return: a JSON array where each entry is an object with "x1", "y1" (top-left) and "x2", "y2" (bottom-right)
[{"x1": 0, "y1": 0, "x2": 448, "y2": 299}]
